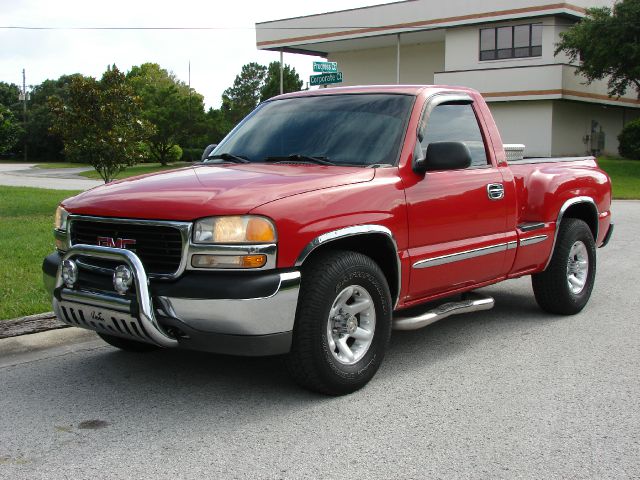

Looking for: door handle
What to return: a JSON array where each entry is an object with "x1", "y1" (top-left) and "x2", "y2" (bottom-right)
[{"x1": 487, "y1": 183, "x2": 504, "y2": 200}]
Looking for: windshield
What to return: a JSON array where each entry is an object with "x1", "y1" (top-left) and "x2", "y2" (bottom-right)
[{"x1": 209, "y1": 94, "x2": 414, "y2": 167}]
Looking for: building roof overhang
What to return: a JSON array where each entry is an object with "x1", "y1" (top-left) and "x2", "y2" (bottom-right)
[{"x1": 256, "y1": 1, "x2": 592, "y2": 55}]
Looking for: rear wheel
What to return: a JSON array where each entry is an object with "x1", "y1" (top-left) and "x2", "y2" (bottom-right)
[
  {"x1": 97, "y1": 333, "x2": 159, "y2": 352},
  {"x1": 286, "y1": 250, "x2": 392, "y2": 395},
  {"x1": 532, "y1": 218, "x2": 596, "y2": 315}
]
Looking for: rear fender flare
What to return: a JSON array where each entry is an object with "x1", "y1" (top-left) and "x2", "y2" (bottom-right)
[{"x1": 544, "y1": 196, "x2": 598, "y2": 270}]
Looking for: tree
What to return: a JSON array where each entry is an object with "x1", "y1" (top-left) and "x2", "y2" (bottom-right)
[
  {"x1": 50, "y1": 65, "x2": 153, "y2": 183},
  {"x1": 0, "y1": 82, "x2": 21, "y2": 110},
  {"x1": 555, "y1": 0, "x2": 640, "y2": 98},
  {"x1": 0, "y1": 82, "x2": 23, "y2": 157},
  {"x1": 221, "y1": 62, "x2": 267, "y2": 126},
  {"x1": 25, "y1": 75, "x2": 86, "y2": 161},
  {"x1": 127, "y1": 63, "x2": 207, "y2": 165},
  {"x1": 0, "y1": 105, "x2": 22, "y2": 154},
  {"x1": 260, "y1": 61, "x2": 304, "y2": 102}
]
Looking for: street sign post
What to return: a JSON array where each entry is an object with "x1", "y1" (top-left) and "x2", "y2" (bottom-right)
[
  {"x1": 313, "y1": 61, "x2": 338, "y2": 73},
  {"x1": 310, "y1": 71, "x2": 343, "y2": 86}
]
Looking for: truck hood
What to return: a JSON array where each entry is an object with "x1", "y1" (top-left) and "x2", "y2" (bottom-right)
[{"x1": 62, "y1": 164, "x2": 375, "y2": 220}]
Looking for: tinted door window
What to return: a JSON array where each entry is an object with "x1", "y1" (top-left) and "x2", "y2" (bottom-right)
[{"x1": 420, "y1": 103, "x2": 489, "y2": 167}]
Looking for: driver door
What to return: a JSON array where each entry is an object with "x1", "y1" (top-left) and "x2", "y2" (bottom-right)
[{"x1": 404, "y1": 97, "x2": 508, "y2": 301}]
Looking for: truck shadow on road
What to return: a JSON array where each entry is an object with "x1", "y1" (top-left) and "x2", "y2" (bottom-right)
[{"x1": 11, "y1": 283, "x2": 576, "y2": 432}]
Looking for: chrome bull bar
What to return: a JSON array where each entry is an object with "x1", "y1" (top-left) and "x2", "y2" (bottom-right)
[{"x1": 54, "y1": 244, "x2": 178, "y2": 347}]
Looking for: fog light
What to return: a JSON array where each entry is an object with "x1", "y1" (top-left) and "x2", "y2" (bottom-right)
[
  {"x1": 191, "y1": 254, "x2": 267, "y2": 269},
  {"x1": 61, "y1": 259, "x2": 78, "y2": 288},
  {"x1": 113, "y1": 265, "x2": 133, "y2": 295}
]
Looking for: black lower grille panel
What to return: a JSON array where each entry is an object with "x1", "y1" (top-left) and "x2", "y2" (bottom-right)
[{"x1": 70, "y1": 220, "x2": 183, "y2": 275}]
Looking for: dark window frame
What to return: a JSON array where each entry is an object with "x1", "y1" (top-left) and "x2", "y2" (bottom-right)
[{"x1": 479, "y1": 23, "x2": 542, "y2": 61}]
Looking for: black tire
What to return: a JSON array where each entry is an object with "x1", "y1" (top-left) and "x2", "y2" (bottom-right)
[
  {"x1": 97, "y1": 333, "x2": 159, "y2": 352},
  {"x1": 532, "y1": 218, "x2": 596, "y2": 315},
  {"x1": 285, "y1": 250, "x2": 392, "y2": 395}
]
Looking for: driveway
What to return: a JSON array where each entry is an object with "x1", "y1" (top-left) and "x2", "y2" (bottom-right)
[
  {"x1": 0, "y1": 163, "x2": 102, "y2": 190},
  {"x1": 0, "y1": 201, "x2": 638, "y2": 479}
]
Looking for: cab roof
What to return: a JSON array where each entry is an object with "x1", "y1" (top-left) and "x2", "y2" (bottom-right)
[{"x1": 268, "y1": 84, "x2": 480, "y2": 101}]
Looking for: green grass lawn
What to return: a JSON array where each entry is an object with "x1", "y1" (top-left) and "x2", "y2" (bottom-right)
[
  {"x1": 79, "y1": 162, "x2": 191, "y2": 180},
  {"x1": 597, "y1": 157, "x2": 640, "y2": 199},
  {"x1": 0, "y1": 186, "x2": 81, "y2": 320}
]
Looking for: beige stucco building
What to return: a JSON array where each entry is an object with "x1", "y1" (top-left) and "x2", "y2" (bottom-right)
[{"x1": 256, "y1": 0, "x2": 639, "y2": 157}]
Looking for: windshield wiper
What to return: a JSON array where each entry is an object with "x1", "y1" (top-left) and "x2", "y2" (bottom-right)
[
  {"x1": 262, "y1": 154, "x2": 335, "y2": 166},
  {"x1": 205, "y1": 153, "x2": 250, "y2": 164}
]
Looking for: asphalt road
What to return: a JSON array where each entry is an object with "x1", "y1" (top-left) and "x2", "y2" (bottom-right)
[
  {"x1": 0, "y1": 163, "x2": 101, "y2": 190},
  {"x1": 1, "y1": 201, "x2": 638, "y2": 479}
]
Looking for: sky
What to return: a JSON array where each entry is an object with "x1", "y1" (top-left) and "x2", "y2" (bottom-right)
[{"x1": 1, "y1": 0, "x2": 383, "y2": 108}]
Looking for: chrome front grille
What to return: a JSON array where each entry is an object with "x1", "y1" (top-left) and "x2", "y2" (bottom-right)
[{"x1": 70, "y1": 218, "x2": 186, "y2": 276}]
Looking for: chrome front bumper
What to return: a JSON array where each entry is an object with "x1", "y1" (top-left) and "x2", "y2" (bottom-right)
[{"x1": 44, "y1": 245, "x2": 301, "y2": 354}]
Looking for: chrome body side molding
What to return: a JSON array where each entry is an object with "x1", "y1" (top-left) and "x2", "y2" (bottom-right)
[
  {"x1": 543, "y1": 196, "x2": 598, "y2": 270},
  {"x1": 413, "y1": 240, "x2": 516, "y2": 269},
  {"x1": 519, "y1": 234, "x2": 548, "y2": 247},
  {"x1": 295, "y1": 224, "x2": 401, "y2": 308}
]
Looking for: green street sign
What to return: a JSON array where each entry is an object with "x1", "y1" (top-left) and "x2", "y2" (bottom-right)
[
  {"x1": 313, "y1": 61, "x2": 338, "y2": 73},
  {"x1": 310, "y1": 72, "x2": 343, "y2": 86}
]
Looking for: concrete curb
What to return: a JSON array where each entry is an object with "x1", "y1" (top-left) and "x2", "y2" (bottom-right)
[
  {"x1": 0, "y1": 327, "x2": 98, "y2": 360},
  {"x1": 0, "y1": 312, "x2": 68, "y2": 339}
]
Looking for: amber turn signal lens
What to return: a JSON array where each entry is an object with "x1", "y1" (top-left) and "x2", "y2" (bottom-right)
[
  {"x1": 191, "y1": 254, "x2": 267, "y2": 269},
  {"x1": 241, "y1": 254, "x2": 267, "y2": 268},
  {"x1": 246, "y1": 217, "x2": 276, "y2": 242}
]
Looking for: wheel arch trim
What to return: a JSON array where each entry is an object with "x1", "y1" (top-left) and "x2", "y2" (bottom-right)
[
  {"x1": 544, "y1": 196, "x2": 599, "y2": 270},
  {"x1": 295, "y1": 224, "x2": 402, "y2": 308}
]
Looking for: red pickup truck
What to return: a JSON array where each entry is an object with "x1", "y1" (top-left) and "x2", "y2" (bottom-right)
[{"x1": 43, "y1": 85, "x2": 613, "y2": 395}]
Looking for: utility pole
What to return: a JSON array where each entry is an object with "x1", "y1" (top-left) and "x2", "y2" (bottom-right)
[
  {"x1": 21, "y1": 69, "x2": 28, "y2": 162},
  {"x1": 188, "y1": 60, "x2": 192, "y2": 152},
  {"x1": 280, "y1": 50, "x2": 284, "y2": 95}
]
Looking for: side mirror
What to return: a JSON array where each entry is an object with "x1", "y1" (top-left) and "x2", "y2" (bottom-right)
[
  {"x1": 201, "y1": 144, "x2": 218, "y2": 161},
  {"x1": 413, "y1": 141, "x2": 472, "y2": 174}
]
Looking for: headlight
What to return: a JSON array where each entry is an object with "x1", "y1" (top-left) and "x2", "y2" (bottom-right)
[
  {"x1": 54, "y1": 206, "x2": 69, "y2": 231},
  {"x1": 193, "y1": 216, "x2": 276, "y2": 244}
]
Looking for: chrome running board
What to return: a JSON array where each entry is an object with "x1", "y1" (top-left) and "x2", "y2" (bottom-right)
[{"x1": 393, "y1": 293, "x2": 494, "y2": 331}]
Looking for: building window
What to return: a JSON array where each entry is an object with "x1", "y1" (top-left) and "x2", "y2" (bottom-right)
[{"x1": 480, "y1": 23, "x2": 542, "y2": 61}]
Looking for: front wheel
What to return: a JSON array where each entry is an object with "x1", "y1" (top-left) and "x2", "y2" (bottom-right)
[
  {"x1": 286, "y1": 250, "x2": 392, "y2": 395},
  {"x1": 532, "y1": 218, "x2": 596, "y2": 315}
]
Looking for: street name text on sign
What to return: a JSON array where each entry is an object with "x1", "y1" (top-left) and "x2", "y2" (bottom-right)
[
  {"x1": 313, "y1": 61, "x2": 338, "y2": 73},
  {"x1": 310, "y1": 72, "x2": 343, "y2": 86}
]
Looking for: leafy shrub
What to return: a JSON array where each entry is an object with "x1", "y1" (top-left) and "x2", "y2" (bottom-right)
[
  {"x1": 618, "y1": 118, "x2": 640, "y2": 160},
  {"x1": 168, "y1": 144, "x2": 183, "y2": 162}
]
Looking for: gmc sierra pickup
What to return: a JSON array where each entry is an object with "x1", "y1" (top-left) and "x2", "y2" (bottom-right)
[{"x1": 43, "y1": 85, "x2": 613, "y2": 395}]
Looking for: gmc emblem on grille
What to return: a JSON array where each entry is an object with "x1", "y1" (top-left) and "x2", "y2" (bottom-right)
[{"x1": 97, "y1": 236, "x2": 137, "y2": 249}]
